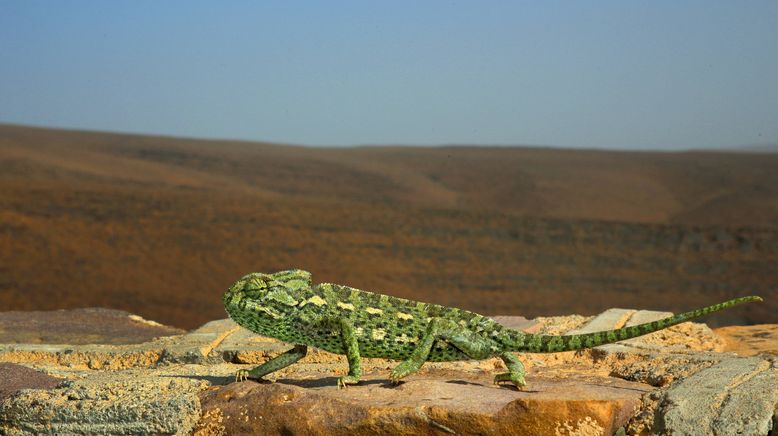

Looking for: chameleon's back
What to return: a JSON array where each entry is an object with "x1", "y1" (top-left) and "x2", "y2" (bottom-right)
[{"x1": 311, "y1": 283, "x2": 503, "y2": 361}]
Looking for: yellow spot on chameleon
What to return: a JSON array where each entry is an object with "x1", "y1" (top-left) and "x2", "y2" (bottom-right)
[
  {"x1": 355, "y1": 327, "x2": 364, "y2": 337},
  {"x1": 394, "y1": 334, "x2": 417, "y2": 344},
  {"x1": 301, "y1": 295, "x2": 327, "y2": 307},
  {"x1": 337, "y1": 301, "x2": 355, "y2": 311},
  {"x1": 366, "y1": 307, "x2": 384, "y2": 315},
  {"x1": 396, "y1": 312, "x2": 413, "y2": 320},
  {"x1": 372, "y1": 329, "x2": 386, "y2": 340}
]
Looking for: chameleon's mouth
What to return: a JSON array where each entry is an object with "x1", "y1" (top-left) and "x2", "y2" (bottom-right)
[
  {"x1": 223, "y1": 291, "x2": 242, "y2": 317},
  {"x1": 223, "y1": 288, "x2": 241, "y2": 307},
  {"x1": 224, "y1": 289, "x2": 285, "y2": 321},
  {"x1": 253, "y1": 304, "x2": 283, "y2": 319}
]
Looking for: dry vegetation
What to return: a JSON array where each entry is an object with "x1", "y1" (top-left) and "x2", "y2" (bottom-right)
[{"x1": 1, "y1": 124, "x2": 776, "y2": 328}]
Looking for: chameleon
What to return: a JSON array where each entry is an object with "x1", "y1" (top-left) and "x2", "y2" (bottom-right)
[{"x1": 223, "y1": 269, "x2": 762, "y2": 389}]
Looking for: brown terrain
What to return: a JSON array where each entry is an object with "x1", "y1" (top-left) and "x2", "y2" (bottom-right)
[{"x1": 0, "y1": 123, "x2": 776, "y2": 329}]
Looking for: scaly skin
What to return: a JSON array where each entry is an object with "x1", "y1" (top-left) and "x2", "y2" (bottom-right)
[{"x1": 223, "y1": 269, "x2": 762, "y2": 389}]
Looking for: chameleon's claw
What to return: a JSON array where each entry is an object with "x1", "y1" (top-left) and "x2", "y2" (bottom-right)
[
  {"x1": 493, "y1": 372, "x2": 526, "y2": 390},
  {"x1": 337, "y1": 375, "x2": 360, "y2": 389},
  {"x1": 388, "y1": 369, "x2": 406, "y2": 385},
  {"x1": 235, "y1": 369, "x2": 250, "y2": 383},
  {"x1": 389, "y1": 360, "x2": 419, "y2": 383}
]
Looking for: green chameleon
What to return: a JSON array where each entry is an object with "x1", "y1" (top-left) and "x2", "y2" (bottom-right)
[{"x1": 223, "y1": 269, "x2": 762, "y2": 389}]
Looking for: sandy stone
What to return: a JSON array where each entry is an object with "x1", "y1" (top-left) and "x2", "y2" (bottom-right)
[
  {"x1": 569, "y1": 309, "x2": 723, "y2": 354},
  {"x1": 0, "y1": 342, "x2": 168, "y2": 370},
  {"x1": 0, "y1": 368, "x2": 208, "y2": 435}
]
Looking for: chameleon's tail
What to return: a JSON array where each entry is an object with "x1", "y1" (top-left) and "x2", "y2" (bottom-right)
[{"x1": 508, "y1": 296, "x2": 762, "y2": 353}]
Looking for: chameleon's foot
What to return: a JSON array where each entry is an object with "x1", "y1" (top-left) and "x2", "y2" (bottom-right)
[
  {"x1": 389, "y1": 360, "x2": 421, "y2": 384},
  {"x1": 493, "y1": 372, "x2": 526, "y2": 390},
  {"x1": 337, "y1": 375, "x2": 360, "y2": 389},
  {"x1": 235, "y1": 369, "x2": 250, "y2": 383}
]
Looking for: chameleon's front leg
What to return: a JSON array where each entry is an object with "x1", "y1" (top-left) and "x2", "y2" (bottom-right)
[
  {"x1": 389, "y1": 318, "x2": 495, "y2": 383},
  {"x1": 336, "y1": 318, "x2": 363, "y2": 388},
  {"x1": 236, "y1": 344, "x2": 308, "y2": 382},
  {"x1": 308, "y1": 315, "x2": 363, "y2": 388}
]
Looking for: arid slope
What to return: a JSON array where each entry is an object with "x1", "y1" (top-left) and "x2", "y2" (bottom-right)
[{"x1": 1, "y1": 124, "x2": 776, "y2": 328}]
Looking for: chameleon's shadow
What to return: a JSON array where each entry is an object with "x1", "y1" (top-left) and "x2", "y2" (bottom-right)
[
  {"x1": 164, "y1": 374, "x2": 394, "y2": 388},
  {"x1": 445, "y1": 379, "x2": 483, "y2": 387},
  {"x1": 168, "y1": 374, "x2": 538, "y2": 392},
  {"x1": 164, "y1": 374, "x2": 235, "y2": 385},
  {"x1": 446, "y1": 379, "x2": 537, "y2": 392},
  {"x1": 276, "y1": 377, "x2": 389, "y2": 389}
]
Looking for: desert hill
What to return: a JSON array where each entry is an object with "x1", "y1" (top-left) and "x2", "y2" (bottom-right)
[{"x1": 1, "y1": 124, "x2": 776, "y2": 328}]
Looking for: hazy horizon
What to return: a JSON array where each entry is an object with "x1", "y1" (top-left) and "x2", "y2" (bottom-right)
[
  {"x1": 4, "y1": 121, "x2": 778, "y2": 152},
  {"x1": 1, "y1": 1, "x2": 777, "y2": 150}
]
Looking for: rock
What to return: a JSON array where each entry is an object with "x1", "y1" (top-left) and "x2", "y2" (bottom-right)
[
  {"x1": 0, "y1": 363, "x2": 62, "y2": 402},
  {"x1": 0, "y1": 308, "x2": 184, "y2": 345},
  {"x1": 158, "y1": 318, "x2": 241, "y2": 364},
  {"x1": 565, "y1": 310, "x2": 778, "y2": 434},
  {"x1": 1, "y1": 308, "x2": 776, "y2": 435},
  {"x1": 715, "y1": 324, "x2": 778, "y2": 356},
  {"x1": 0, "y1": 341, "x2": 169, "y2": 371},
  {"x1": 196, "y1": 371, "x2": 651, "y2": 435},
  {"x1": 489, "y1": 316, "x2": 542, "y2": 333},
  {"x1": 567, "y1": 308, "x2": 724, "y2": 354},
  {"x1": 652, "y1": 356, "x2": 778, "y2": 435},
  {"x1": 0, "y1": 368, "x2": 207, "y2": 435}
]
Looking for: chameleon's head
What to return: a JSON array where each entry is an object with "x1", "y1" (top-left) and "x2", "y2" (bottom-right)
[{"x1": 223, "y1": 269, "x2": 312, "y2": 324}]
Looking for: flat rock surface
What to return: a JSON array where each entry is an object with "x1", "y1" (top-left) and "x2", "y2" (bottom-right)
[
  {"x1": 715, "y1": 324, "x2": 778, "y2": 356},
  {"x1": 0, "y1": 308, "x2": 184, "y2": 345},
  {"x1": 0, "y1": 363, "x2": 62, "y2": 402},
  {"x1": 196, "y1": 372, "x2": 651, "y2": 435}
]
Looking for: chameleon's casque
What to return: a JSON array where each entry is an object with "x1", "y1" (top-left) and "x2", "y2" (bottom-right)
[{"x1": 224, "y1": 269, "x2": 762, "y2": 388}]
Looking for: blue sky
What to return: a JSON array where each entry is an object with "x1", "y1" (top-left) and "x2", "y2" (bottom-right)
[{"x1": 1, "y1": 1, "x2": 776, "y2": 149}]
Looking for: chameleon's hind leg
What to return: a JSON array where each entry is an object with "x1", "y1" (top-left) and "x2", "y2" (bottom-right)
[
  {"x1": 236, "y1": 344, "x2": 307, "y2": 382},
  {"x1": 389, "y1": 318, "x2": 495, "y2": 383},
  {"x1": 493, "y1": 351, "x2": 526, "y2": 389}
]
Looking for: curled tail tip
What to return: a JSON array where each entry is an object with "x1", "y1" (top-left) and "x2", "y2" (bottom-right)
[
  {"x1": 738, "y1": 295, "x2": 763, "y2": 302},
  {"x1": 732, "y1": 295, "x2": 762, "y2": 304}
]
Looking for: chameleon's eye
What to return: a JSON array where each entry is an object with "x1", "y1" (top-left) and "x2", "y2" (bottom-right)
[
  {"x1": 239, "y1": 273, "x2": 270, "y2": 291},
  {"x1": 284, "y1": 279, "x2": 308, "y2": 291},
  {"x1": 243, "y1": 278, "x2": 267, "y2": 291}
]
